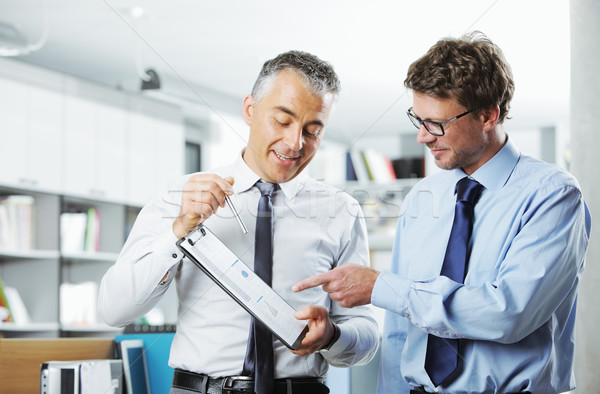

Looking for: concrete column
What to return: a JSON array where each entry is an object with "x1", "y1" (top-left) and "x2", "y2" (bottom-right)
[{"x1": 570, "y1": 0, "x2": 600, "y2": 392}]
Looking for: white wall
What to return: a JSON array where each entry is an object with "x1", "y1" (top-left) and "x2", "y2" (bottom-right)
[{"x1": 571, "y1": 0, "x2": 600, "y2": 392}]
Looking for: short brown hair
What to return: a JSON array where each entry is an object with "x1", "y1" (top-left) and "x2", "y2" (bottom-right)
[{"x1": 404, "y1": 31, "x2": 514, "y2": 123}]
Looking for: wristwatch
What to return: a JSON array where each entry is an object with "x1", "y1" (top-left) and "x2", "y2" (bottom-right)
[{"x1": 322, "y1": 323, "x2": 341, "y2": 351}]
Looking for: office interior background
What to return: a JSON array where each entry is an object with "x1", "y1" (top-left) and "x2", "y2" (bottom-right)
[{"x1": 0, "y1": 0, "x2": 598, "y2": 392}]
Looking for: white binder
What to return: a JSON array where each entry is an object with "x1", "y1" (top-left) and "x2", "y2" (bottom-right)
[{"x1": 176, "y1": 225, "x2": 308, "y2": 350}]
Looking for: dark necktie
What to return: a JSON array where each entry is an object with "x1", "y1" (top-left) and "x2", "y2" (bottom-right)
[
  {"x1": 425, "y1": 177, "x2": 484, "y2": 386},
  {"x1": 243, "y1": 181, "x2": 276, "y2": 394}
]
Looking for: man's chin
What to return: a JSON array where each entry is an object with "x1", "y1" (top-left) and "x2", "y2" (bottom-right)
[
  {"x1": 433, "y1": 158, "x2": 458, "y2": 171},
  {"x1": 263, "y1": 169, "x2": 300, "y2": 184}
]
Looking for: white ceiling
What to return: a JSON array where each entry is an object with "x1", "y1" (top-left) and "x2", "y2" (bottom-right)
[{"x1": 0, "y1": 0, "x2": 571, "y2": 146}]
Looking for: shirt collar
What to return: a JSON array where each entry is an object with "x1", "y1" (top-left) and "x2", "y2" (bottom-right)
[
  {"x1": 470, "y1": 137, "x2": 521, "y2": 192},
  {"x1": 445, "y1": 137, "x2": 520, "y2": 193},
  {"x1": 232, "y1": 150, "x2": 308, "y2": 200}
]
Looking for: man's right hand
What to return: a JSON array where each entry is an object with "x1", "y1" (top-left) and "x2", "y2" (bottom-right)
[{"x1": 172, "y1": 174, "x2": 234, "y2": 239}]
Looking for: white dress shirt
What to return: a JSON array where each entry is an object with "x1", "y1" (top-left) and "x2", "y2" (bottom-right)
[{"x1": 99, "y1": 153, "x2": 379, "y2": 379}]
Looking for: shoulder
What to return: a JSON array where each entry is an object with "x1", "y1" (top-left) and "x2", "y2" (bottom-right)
[{"x1": 513, "y1": 155, "x2": 581, "y2": 193}]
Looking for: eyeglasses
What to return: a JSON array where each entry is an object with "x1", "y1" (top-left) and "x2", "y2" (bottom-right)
[{"x1": 406, "y1": 107, "x2": 475, "y2": 136}]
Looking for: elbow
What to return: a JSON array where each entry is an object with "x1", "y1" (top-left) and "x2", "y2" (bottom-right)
[
  {"x1": 343, "y1": 321, "x2": 381, "y2": 367},
  {"x1": 359, "y1": 327, "x2": 381, "y2": 365},
  {"x1": 97, "y1": 292, "x2": 133, "y2": 328},
  {"x1": 478, "y1": 310, "x2": 539, "y2": 345},
  {"x1": 97, "y1": 276, "x2": 135, "y2": 328}
]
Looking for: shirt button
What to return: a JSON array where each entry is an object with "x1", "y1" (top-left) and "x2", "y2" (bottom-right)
[{"x1": 172, "y1": 253, "x2": 178, "y2": 259}]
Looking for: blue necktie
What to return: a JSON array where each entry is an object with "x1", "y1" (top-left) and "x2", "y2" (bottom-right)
[
  {"x1": 425, "y1": 177, "x2": 484, "y2": 386},
  {"x1": 243, "y1": 181, "x2": 276, "y2": 394}
]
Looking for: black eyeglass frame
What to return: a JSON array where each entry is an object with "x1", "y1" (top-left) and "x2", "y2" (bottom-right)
[{"x1": 406, "y1": 107, "x2": 476, "y2": 136}]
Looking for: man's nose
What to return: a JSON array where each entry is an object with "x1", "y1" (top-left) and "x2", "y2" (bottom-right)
[
  {"x1": 416, "y1": 124, "x2": 436, "y2": 144},
  {"x1": 284, "y1": 127, "x2": 303, "y2": 151}
]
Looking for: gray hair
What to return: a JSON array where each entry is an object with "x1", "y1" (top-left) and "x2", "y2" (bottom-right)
[{"x1": 251, "y1": 50, "x2": 340, "y2": 102}]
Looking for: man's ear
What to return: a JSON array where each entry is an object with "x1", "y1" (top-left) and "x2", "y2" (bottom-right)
[
  {"x1": 242, "y1": 95, "x2": 255, "y2": 126},
  {"x1": 481, "y1": 105, "x2": 500, "y2": 132}
]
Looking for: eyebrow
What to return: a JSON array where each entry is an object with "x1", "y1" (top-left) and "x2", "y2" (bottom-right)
[
  {"x1": 274, "y1": 105, "x2": 296, "y2": 117},
  {"x1": 273, "y1": 105, "x2": 325, "y2": 127},
  {"x1": 411, "y1": 109, "x2": 433, "y2": 122}
]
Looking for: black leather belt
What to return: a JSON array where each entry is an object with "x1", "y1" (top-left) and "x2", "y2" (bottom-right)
[{"x1": 172, "y1": 369, "x2": 329, "y2": 394}]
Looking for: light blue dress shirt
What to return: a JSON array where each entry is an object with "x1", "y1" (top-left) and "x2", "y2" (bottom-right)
[{"x1": 372, "y1": 139, "x2": 591, "y2": 393}]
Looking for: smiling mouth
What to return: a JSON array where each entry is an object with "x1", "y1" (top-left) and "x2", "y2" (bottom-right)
[{"x1": 274, "y1": 151, "x2": 299, "y2": 161}]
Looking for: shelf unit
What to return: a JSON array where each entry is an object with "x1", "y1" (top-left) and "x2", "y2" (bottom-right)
[
  {"x1": 0, "y1": 57, "x2": 186, "y2": 338},
  {"x1": 343, "y1": 178, "x2": 418, "y2": 234},
  {"x1": 0, "y1": 185, "x2": 140, "y2": 338},
  {"x1": 342, "y1": 179, "x2": 420, "y2": 277}
]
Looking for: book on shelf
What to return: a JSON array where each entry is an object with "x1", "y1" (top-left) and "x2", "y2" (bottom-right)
[
  {"x1": 0, "y1": 280, "x2": 31, "y2": 325},
  {"x1": 60, "y1": 212, "x2": 87, "y2": 253},
  {"x1": 3, "y1": 286, "x2": 30, "y2": 324},
  {"x1": 60, "y1": 281, "x2": 98, "y2": 327},
  {"x1": 85, "y1": 207, "x2": 100, "y2": 252},
  {"x1": 391, "y1": 157, "x2": 425, "y2": 179},
  {"x1": 349, "y1": 150, "x2": 370, "y2": 182},
  {"x1": 0, "y1": 195, "x2": 35, "y2": 250},
  {"x1": 60, "y1": 207, "x2": 100, "y2": 253},
  {"x1": 0, "y1": 276, "x2": 13, "y2": 323},
  {"x1": 345, "y1": 152, "x2": 357, "y2": 181},
  {"x1": 361, "y1": 149, "x2": 397, "y2": 184},
  {"x1": 308, "y1": 144, "x2": 347, "y2": 185},
  {"x1": 346, "y1": 150, "x2": 397, "y2": 183}
]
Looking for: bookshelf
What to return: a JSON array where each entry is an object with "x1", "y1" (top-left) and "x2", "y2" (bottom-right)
[
  {"x1": 311, "y1": 144, "x2": 423, "y2": 274},
  {"x1": 343, "y1": 179, "x2": 419, "y2": 272},
  {"x1": 0, "y1": 186, "x2": 144, "y2": 338},
  {"x1": 0, "y1": 186, "x2": 59, "y2": 336},
  {"x1": 0, "y1": 58, "x2": 185, "y2": 338},
  {"x1": 311, "y1": 143, "x2": 422, "y2": 252}
]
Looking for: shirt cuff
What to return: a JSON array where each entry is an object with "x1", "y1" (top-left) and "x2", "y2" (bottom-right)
[
  {"x1": 153, "y1": 229, "x2": 185, "y2": 274},
  {"x1": 371, "y1": 271, "x2": 411, "y2": 315},
  {"x1": 320, "y1": 322, "x2": 350, "y2": 355}
]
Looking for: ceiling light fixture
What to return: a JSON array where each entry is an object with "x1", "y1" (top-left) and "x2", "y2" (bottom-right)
[{"x1": 140, "y1": 68, "x2": 160, "y2": 90}]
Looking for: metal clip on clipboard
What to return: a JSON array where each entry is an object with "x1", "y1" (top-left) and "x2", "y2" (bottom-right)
[{"x1": 176, "y1": 225, "x2": 308, "y2": 350}]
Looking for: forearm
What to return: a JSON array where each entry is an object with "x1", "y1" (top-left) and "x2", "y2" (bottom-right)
[
  {"x1": 373, "y1": 234, "x2": 585, "y2": 344},
  {"x1": 373, "y1": 184, "x2": 590, "y2": 343},
  {"x1": 98, "y1": 230, "x2": 181, "y2": 326}
]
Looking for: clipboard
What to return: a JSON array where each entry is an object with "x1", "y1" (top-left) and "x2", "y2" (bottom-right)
[{"x1": 176, "y1": 225, "x2": 308, "y2": 350}]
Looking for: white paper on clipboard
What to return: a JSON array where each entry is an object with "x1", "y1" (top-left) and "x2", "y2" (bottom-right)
[{"x1": 176, "y1": 225, "x2": 308, "y2": 350}]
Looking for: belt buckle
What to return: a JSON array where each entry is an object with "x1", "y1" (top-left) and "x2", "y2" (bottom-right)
[{"x1": 222, "y1": 375, "x2": 254, "y2": 391}]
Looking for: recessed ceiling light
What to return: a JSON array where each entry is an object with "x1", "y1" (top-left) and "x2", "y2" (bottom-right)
[{"x1": 130, "y1": 6, "x2": 145, "y2": 19}]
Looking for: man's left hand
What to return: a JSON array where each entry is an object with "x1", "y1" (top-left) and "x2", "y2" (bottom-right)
[{"x1": 291, "y1": 305, "x2": 334, "y2": 356}]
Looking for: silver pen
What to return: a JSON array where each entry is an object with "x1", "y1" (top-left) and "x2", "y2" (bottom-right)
[{"x1": 225, "y1": 195, "x2": 248, "y2": 234}]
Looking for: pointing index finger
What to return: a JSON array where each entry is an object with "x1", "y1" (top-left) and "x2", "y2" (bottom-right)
[{"x1": 292, "y1": 271, "x2": 333, "y2": 292}]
